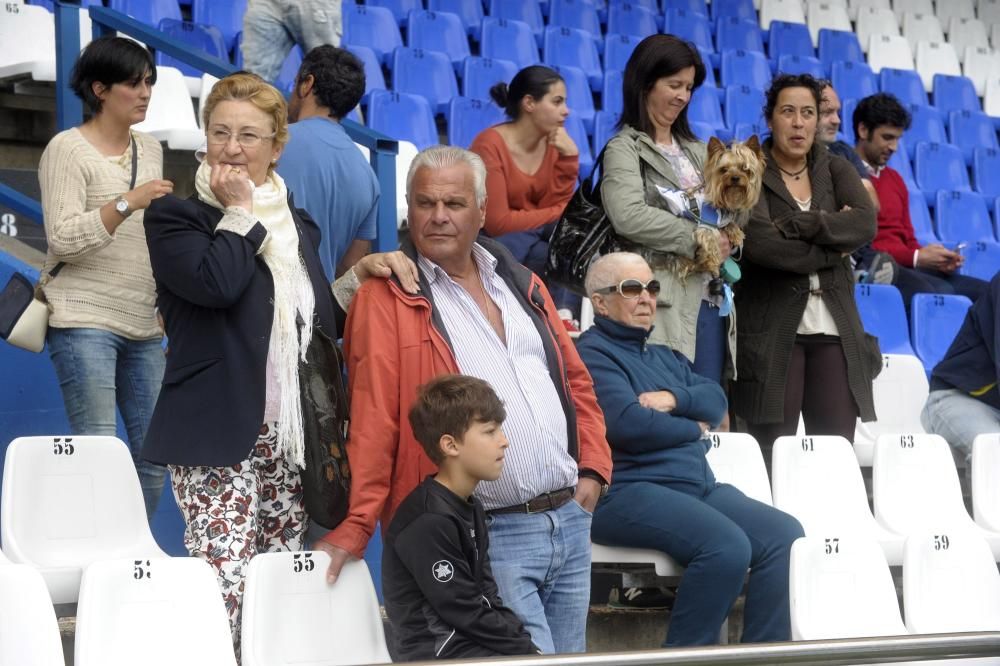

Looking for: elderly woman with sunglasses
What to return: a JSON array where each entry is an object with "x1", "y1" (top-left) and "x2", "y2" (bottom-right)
[{"x1": 576, "y1": 252, "x2": 803, "y2": 648}]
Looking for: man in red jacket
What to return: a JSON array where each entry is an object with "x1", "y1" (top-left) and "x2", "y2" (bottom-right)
[{"x1": 852, "y1": 93, "x2": 987, "y2": 311}]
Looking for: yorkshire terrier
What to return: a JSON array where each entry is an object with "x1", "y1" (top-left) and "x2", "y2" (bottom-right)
[{"x1": 676, "y1": 135, "x2": 765, "y2": 281}]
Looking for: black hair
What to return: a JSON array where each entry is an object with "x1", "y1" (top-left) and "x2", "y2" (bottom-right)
[
  {"x1": 69, "y1": 36, "x2": 156, "y2": 114},
  {"x1": 763, "y1": 73, "x2": 824, "y2": 121},
  {"x1": 489, "y1": 65, "x2": 563, "y2": 120},
  {"x1": 296, "y1": 45, "x2": 366, "y2": 119},
  {"x1": 618, "y1": 34, "x2": 707, "y2": 143},
  {"x1": 852, "y1": 92, "x2": 912, "y2": 141}
]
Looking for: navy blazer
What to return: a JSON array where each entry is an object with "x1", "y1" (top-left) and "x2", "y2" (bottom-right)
[{"x1": 142, "y1": 193, "x2": 342, "y2": 467}]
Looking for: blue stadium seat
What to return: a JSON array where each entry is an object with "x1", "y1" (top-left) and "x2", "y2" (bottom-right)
[
  {"x1": 720, "y1": 49, "x2": 772, "y2": 89},
  {"x1": 768, "y1": 21, "x2": 814, "y2": 64},
  {"x1": 603, "y1": 70, "x2": 623, "y2": 120},
  {"x1": 593, "y1": 109, "x2": 621, "y2": 154},
  {"x1": 564, "y1": 113, "x2": 595, "y2": 178},
  {"x1": 461, "y1": 56, "x2": 518, "y2": 102},
  {"x1": 914, "y1": 142, "x2": 971, "y2": 206},
  {"x1": 155, "y1": 20, "x2": 227, "y2": 78},
  {"x1": 664, "y1": 0, "x2": 709, "y2": 15},
  {"x1": 724, "y1": 85, "x2": 765, "y2": 130},
  {"x1": 959, "y1": 240, "x2": 1000, "y2": 281},
  {"x1": 906, "y1": 105, "x2": 947, "y2": 148},
  {"x1": 711, "y1": 0, "x2": 755, "y2": 21},
  {"x1": 604, "y1": 33, "x2": 643, "y2": 72},
  {"x1": 690, "y1": 121, "x2": 718, "y2": 141},
  {"x1": 343, "y1": 4, "x2": 403, "y2": 66},
  {"x1": 697, "y1": 47, "x2": 720, "y2": 90},
  {"x1": 888, "y1": 138, "x2": 918, "y2": 192},
  {"x1": 932, "y1": 73, "x2": 980, "y2": 116},
  {"x1": 831, "y1": 61, "x2": 877, "y2": 104},
  {"x1": 935, "y1": 190, "x2": 996, "y2": 242},
  {"x1": 408, "y1": 9, "x2": 470, "y2": 70},
  {"x1": 346, "y1": 45, "x2": 387, "y2": 102},
  {"x1": 879, "y1": 68, "x2": 928, "y2": 107},
  {"x1": 551, "y1": 64, "x2": 596, "y2": 134},
  {"x1": 616, "y1": 0, "x2": 661, "y2": 13},
  {"x1": 367, "y1": 89, "x2": 439, "y2": 150},
  {"x1": 663, "y1": 9, "x2": 714, "y2": 53},
  {"x1": 488, "y1": 0, "x2": 545, "y2": 47},
  {"x1": 368, "y1": 0, "x2": 422, "y2": 27},
  {"x1": 910, "y1": 293, "x2": 973, "y2": 372},
  {"x1": 839, "y1": 97, "x2": 857, "y2": 144},
  {"x1": 607, "y1": 4, "x2": 659, "y2": 40},
  {"x1": 949, "y1": 110, "x2": 999, "y2": 166},
  {"x1": 733, "y1": 122, "x2": 769, "y2": 141},
  {"x1": 854, "y1": 283, "x2": 916, "y2": 356},
  {"x1": 973, "y1": 147, "x2": 1000, "y2": 200},
  {"x1": 818, "y1": 29, "x2": 864, "y2": 71},
  {"x1": 109, "y1": 0, "x2": 181, "y2": 27},
  {"x1": 776, "y1": 54, "x2": 825, "y2": 78},
  {"x1": 428, "y1": 0, "x2": 484, "y2": 41},
  {"x1": 191, "y1": 0, "x2": 245, "y2": 54},
  {"x1": 446, "y1": 96, "x2": 504, "y2": 148},
  {"x1": 275, "y1": 47, "x2": 303, "y2": 95},
  {"x1": 392, "y1": 47, "x2": 459, "y2": 115},
  {"x1": 481, "y1": 17, "x2": 540, "y2": 70},
  {"x1": 544, "y1": 25, "x2": 603, "y2": 92},
  {"x1": 715, "y1": 16, "x2": 765, "y2": 55},
  {"x1": 548, "y1": 0, "x2": 603, "y2": 46},
  {"x1": 908, "y1": 189, "x2": 938, "y2": 244},
  {"x1": 688, "y1": 86, "x2": 731, "y2": 141}
]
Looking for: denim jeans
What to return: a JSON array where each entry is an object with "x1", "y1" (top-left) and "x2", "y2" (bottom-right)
[
  {"x1": 47, "y1": 327, "x2": 167, "y2": 519},
  {"x1": 486, "y1": 499, "x2": 592, "y2": 654},
  {"x1": 592, "y1": 480, "x2": 804, "y2": 646},
  {"x1": 921, "y1": 388, "x2": 1000, "y2": 465},
  {"x1": 242, "y1": 0, "x2": 342, "y2": 83}
]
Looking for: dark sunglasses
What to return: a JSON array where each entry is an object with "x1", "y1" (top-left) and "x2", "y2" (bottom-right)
[{"x1": 594, "y1": 279, "x2": 661, "y2": 299}]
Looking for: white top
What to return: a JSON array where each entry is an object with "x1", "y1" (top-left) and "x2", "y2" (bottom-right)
[{"x1": 793, "y1": 196, "x2": 840, "y2": 336}]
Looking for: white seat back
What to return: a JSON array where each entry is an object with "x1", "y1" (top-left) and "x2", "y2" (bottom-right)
[
  {"x1": 789, "y1": 536, "x2": 907, "y2": 640},
  {"x1": 849, "y1": 0, "x2": 891, "y2": 21},
  {"x1": 902, "y1": 11, "x2": 944, "y2": 52},
  {"x1": 133, "y1": 65, "x2": 204, "y2": 150},
  {"x1": 395, "y1": 140, "x2": 419, "y2": 229},
  {"x1": 914, "y1": 40, "x2": 962, "y2": 91},
  {"x1": 241, "y1": 553, "x2": 390, "y2": 666},
  {"x1": 903, "y1": 531, "x2": 1000, "y2": 633},
  {"x1": 936, "y1": 0, "x2": 975, "y2": 26},
  {"x1": 964, "y1": 46, "x2": 1000, "y2": 96},
  {"x1": 705, "y1": 432, "x2": 773, "y2": 505},
  {"x1": 853, "y1": 354, "x2": 928, "y2": 466},
  {"x1": 985, "y1": 76, "x2": 1000, "y2": 116},
  {"x1": 74, "y1": 557, "x2": 237, "y2": 666},
  {"x1": 29, "y1": 8, "x2": 92, "y2": 82},
  {"x1": 949, "y1": 17, "x2": 990, "y2": 60},
  {"x1": 806, "y1": 1, "x2": 852, "y2": 46},
  {"x1": 972, "y1": 433, "x2": 1000, "y2": 533},
  {"x1": 590, "y1": 543, "x2": 684, "y2": 577},
  {"x1": 0, "y1": 564, "x2": 65, "y2": 666},
  {"x1": 197, "y1": 73, "x2": 221, "y2": 127},
  {"x1": 893, "y1": 0, "x2": 933, "y2": 21},
  {"x1": 759, "y1": 0, "x2": 807, "y2": 30},
  {"x1": 0, "y1": 436, "x2": 166, "y2": 604},
  {"x1": 579, "y1": 297, "x2": 595, "y2": 332},
  {"x1": 982, "y1": 0, "x2": 1000, "y2": 30},
  {"x1": 857, "y1": 6, "x2": 901, "y2": 53},
  {"x1": 0, "y1": 4, "x2": 53, "y2": 78}
]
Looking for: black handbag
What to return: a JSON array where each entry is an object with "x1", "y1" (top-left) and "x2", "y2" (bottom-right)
[{"x1": 298, "y1": 327, "x2": 352, "y2": 530}]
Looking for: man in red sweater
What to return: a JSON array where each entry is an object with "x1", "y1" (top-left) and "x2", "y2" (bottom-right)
[{"x1": 852, "y1": 93, "x2": 987, "y2": 312}]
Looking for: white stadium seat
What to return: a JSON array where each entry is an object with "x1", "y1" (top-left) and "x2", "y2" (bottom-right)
[
  {"x1": 759, "y1": 0, "x2": 807, "y2": 30},
  {"x1": 985, "y1": 76, "x2": 1000, "y2": 116},
  {"x1": 395, "y1": 140, "x2": 419, "y2": 229},
  {"x1": 705, "y1": 432, "x2": 773, "y2": 506},
  {"x1": 972, "y1": 433, "x2": 1000, "y2": 533},
  {"x1": 29, "y1": 9, "x2": 92, "y2": 83},
  {"x1": 75, "y1": 557, "x2": 237, "y2": 666},
  {"x1": 0, "y1": 436, "x2": 168, "y2": 604},
  {"x1": 242, "y1": 553, "x2": 391, "y2": 666},
  {"x1": 580, "y1": 297, "x2": 595, "y2": 331},
  {"x1": 197, "y1": 73, "x2": 220, "y2": 127},
  {"x1": 965, "y1": 47, "x2": 1000, "y2": 97},
  {"x1": 853, "y1": 353, "x2": 928, "y2": 466},
  {"x1": 948, "y1": 17, "x2": 990, "y2": 61},
  {"x1": 789, "y1": 536, "x2": 907, "y2": 640},
  {"x1": 992, "y1": 23, "x2": 1000, "y2": 53},
  {"x1": 0, "y1": 3, "x2": 54, "y2": 79},
  {"x1": 133, "y1": 65, "x2": 205, "y2": 151},
  {"x1": 935, "y1": 0, "x2": 975, "y2": 26},
  {"x1": 982, "y1": 0, "x2": 1000, "y2": 29},
  {"x1": 902, "y1": 11, "x2": 944, "y2": 53},
  {"x1": 0, "y1": 564, "x2": 66, "y2": 666},
  {"x1": 857, "y1": 7, "x2": 901, "y2": 54},
  {"x1": 591, "y1": 542, "x2": 685, "y2": 577},
  {"x1": 892, "y1": 0, "x2": 933, "y2": 22},
  {"x1": 868, "y1": 33, "x2": 914, "y2": 74},
  {"x1": 772, "y1": 435, "x2": 904, "y2": 564},
  {"x1": 849, "y1": 0, "x2": 891, "y2": 21},
  {"x1": 806, "y1": 1, "x2": 852, "y2": 46},
  {"x1": 914, "y1": 40, "x2": 962, "y2": 92}
]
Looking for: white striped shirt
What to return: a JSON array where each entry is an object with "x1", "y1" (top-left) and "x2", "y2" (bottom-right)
[{"x1": 418, "y1": 244, "x2": 578, "y2": 510}]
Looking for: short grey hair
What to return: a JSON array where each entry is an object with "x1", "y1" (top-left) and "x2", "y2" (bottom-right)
[
  {"x1": 584, "y1": 252, "x2": 650, "y2": 296},
  {"x1": 406, "y1": 145, "x2": 487, "y2": 208}
]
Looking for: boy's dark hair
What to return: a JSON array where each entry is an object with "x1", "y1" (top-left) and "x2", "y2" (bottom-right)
[
  {"x1": 852, "y1": 92, "x2": 912, "y2": 140},
  {"x1": 763, "y1": 73, "x2": 824, "y2": 122},
  {"x1": 70, "y1": 36, "x2": 156, "y2": 114},
  {"x1": 296, "y1": 45, "x2": 366, "y2": 119},
  {"x1": 409, "y1": 375, "x2": 506, "y2": 465}
]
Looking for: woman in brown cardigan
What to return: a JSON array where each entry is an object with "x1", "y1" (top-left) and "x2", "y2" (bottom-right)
[{"x1": 733, "y1": 74, "x2": 882, "y2": 448}]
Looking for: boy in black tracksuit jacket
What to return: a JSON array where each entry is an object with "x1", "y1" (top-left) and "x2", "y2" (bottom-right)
[{"x1": 383, "y1": 375, "x2": 539, "y2": 661}]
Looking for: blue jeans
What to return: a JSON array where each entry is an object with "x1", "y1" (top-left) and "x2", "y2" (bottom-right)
[
  {"x1": 241, "y1": 0, "x2": 342, "y2": 83},
  {"x1": 47, "y1": 327, "x2": 167, "y2": 519},
  {"x1": 921, "y1": 388, "x2": 1000, "y2": 465},
  {"x1": 592, "y1": 480, "x2": 803, "y2": 646},
  {"x1": 486, "y1": 499, "x2": 592, "y2": 654}
]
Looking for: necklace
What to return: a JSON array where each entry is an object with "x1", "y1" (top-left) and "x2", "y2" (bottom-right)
[
  {"x1": 475, "y1": 272, "x2": 505, "y2": 343},
  {"x1": 777, "y1": 162, "x2": 808, "y2": 180}
]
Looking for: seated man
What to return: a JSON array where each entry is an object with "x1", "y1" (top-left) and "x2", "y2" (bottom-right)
[
  {"x1": 576, "y1": 252, "x2": 804, "y2": 647},
  {"x1": 922, "y1": 272, "x2": 1000, "y2": 466},
  {"x1": 852, "y1": 93, "x2": 987, "y2": 310}
]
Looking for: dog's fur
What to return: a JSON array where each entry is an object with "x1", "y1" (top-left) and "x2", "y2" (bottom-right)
[{"x1": 677, "y1": 135, "x2": 766, "y2": 279}]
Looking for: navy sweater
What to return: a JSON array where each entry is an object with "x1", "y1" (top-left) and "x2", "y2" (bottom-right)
[{"x1": 576, "y1": 316, "x2": 728, "y2": 487}]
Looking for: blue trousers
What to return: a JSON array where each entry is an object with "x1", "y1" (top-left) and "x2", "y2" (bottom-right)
[
  {"x1": 591, "y1": 480, "x2": 803, "y2": 646},
  {"x1": 47, "y1": 327, "x2": 167, "y2": 519}
]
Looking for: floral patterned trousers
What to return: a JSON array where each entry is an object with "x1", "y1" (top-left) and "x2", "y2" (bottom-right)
[{"x1": 169, "y1": 422, "x2": 307, "y2": 655}]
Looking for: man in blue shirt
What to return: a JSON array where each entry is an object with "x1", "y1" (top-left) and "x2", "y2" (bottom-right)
[{"x1": 279, "y1": 45, "x2": 378, "y2": 279}]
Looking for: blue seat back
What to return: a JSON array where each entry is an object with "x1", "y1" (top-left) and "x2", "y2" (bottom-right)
[
  {"x1": 932, "y1": 73, "x2": 979, "y2": 116},
  {"x1": 697, "y1": 47, "x2": 719, "y2": 88},
  {"x1": 604, "y1": 33, "x2": 643, "y2": 72},
  {"x1": 564, "y1": 113, "x2": 595, "y2": 178},
  {"x1": 688, "y1": 85, "x2": 726, "y2": 130},
  {"x1": 690, "y1": 121, "x2": 718, "y2": 141},
  {"x1": 488, "y1": 0, "x2": 544, "y2": 43},
  {"x1": 854, "y1": 283, "x2": 916, "y2": 355},
  {"x1": 768, "y1": 20, "x2": 814, "y2": 60},
  {"x1": 593, "y1": 109, "x2": 621, "y2": 154},
  {"x1": 155, "y1": 19, "x2": 227, "y2": 77},
  {"x1": 720, "y1": 49, "x2": 772, "y2": 89},
  {"x1": 607, "y1": 4, "x2": 659, "y2": 39},
  {"x1": 408, "y1": 10, "x2": 471, "y2": 67},
  {"x1": 428, "y1": 0, "x2": 484, "y2": 39},
  {"x1": 776, "y1": 54, "x2": 825, "y2": 78},
  {"x1": 724, "y1": 85, "x2": 765, "y2": 129},
  {"x1": 544, "y1": 25, "x2": 603, "y2": 91},
  {"x1": 910, "y1": 293, "x2": 973, "y2": 372},
  {"x1": 711, "y1": 0, "x2": 756, "y2": 22},
  {"x1": 274, "y1": 46, "x2": 302, "y2": 95},
  {"x1": 109, "y1": 0, "x2": 181, "y2": 27},
  {"x1": 346, "y1": 45, "x2": 387, "y2": 100},
  {"x1": 879, "y1": 68, "x2": 928, "y2": 107},
  {"x1": 959, "y1": 240, "x2": 1000, "y2": 281},
  {"x1": 481, "y1": 17, "x2": 540, "y2": 70},
  {"x1": 343, "y1": 4, "x2": 403, "y2": 65},
  {"x1": 733, "y1": 122, "x2": 769, "y2": 142},
  {"x1": 907, "y1": 188, "x2": 938, "y2": 244},
  {"x1": 973, "y1": 147, "x2": 1000, "y2": 200},
  {"x1": 948, "y1": 110, "x2": 999, "y2": 165},
  {"x1": 716, "y1": 16, "x2": 765, "y2": 54},
  {"x1": 603, "y1": 70, "x2": 624, "y2": 118},
  {"x1": 548, "y1": 0, "x2": 603, "y2": 41},
  {"x1": 551, "y1": 64, "x2": 596, "y2": 132},
  {"x1": 914, "y1": 142, "x2": 971, "y2": 206},
  {"x1": 663, "y1": 9, "x2": 714, "y2": 52},
  {"x1": 447, "y1": 96, "x2": 504, "y2": 148},
  {"x1": 368, "y1": 90, "x2": 439, "y2": 150},
  {"x1": 935, "y1": 189, "x2": 996, "y2": 242},
  {"x1": 831, "y1": 61, "x2": 877, "y2": 103},
  {"x1": 192, "y1": 0, "x2": 246, "y2": 53},
  {"x1": 368, "y1": 0, "x2": 423, "y2": 26},
  {"x1": 461, "y1": 56, "x2": 518, "y2": 101},
  {"x1": 906, "y1": 104, "x2": 947, "y2": 147},
  {"x1": 818, "y1": 29, "x2": 863, "y2": 69},
  {"x1": 840, "y1": 97, "x2": 857, "y2": 144},
  {"x1": 887, "y1": 138, "x2": 917, "y2": 189},
  {"x1": 664, "y1": 0, "x2": 709, "y2": 14},
  {"x1": 392, "y1": 47, "x2": 459, "y2": 115}
]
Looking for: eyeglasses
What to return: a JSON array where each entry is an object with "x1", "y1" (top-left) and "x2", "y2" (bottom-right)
[
  {"x1": 594, "y1": 279, "x2": 661, "y2": 299},
  {"x1": 206, "y1": 128, "x2": 276, "y2": 148}
]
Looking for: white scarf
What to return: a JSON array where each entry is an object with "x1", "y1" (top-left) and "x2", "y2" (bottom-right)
[{"x1": 195, "y1": 162, "x2": 315, "y2": 468}]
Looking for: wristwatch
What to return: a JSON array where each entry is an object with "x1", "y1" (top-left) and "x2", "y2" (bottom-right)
[
  {"x1": 579, "y1": 469, "x2": 610, "y2": 496},
  {"x1": 114, "y1": 195, "x2": 131, "y2": 218}
]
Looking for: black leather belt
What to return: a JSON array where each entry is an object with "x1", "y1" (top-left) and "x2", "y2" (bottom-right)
[{"x1": 488, "y1": 487, "x2": 575, "y2": 515}]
